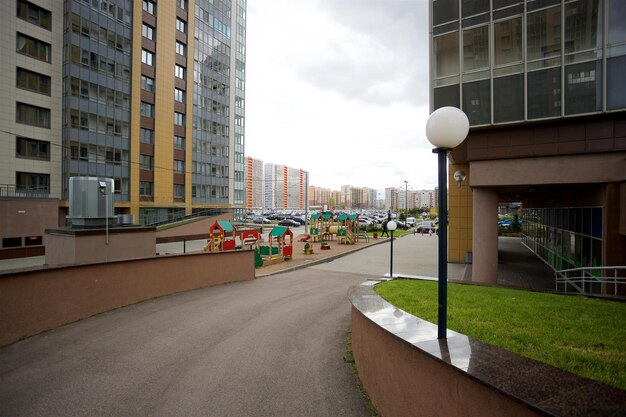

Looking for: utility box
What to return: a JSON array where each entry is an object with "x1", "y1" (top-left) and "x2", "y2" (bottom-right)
[{"x1": 68, "y1": 177, "x2": 117, "y2": 228}]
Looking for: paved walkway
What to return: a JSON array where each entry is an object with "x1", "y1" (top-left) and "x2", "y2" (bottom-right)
[{"x1": 0, "y1": 268, "x2": 373, "y2": 417}]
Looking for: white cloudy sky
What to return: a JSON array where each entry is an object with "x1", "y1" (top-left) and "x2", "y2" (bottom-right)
[{"x1": 245, "y1": 0, "x2": 434, "y2": 192}]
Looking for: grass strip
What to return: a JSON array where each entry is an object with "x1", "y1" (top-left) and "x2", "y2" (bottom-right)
[{"x1": 375, "y1": 279, "x2": 626, "y2": 390}]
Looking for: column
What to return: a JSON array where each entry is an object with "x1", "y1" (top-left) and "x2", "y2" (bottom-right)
[{"x1": 472, "y1": 187, "x2": 499, "y2": 284}]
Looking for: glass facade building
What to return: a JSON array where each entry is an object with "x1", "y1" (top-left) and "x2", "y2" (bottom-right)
[
  {"x1": 432, "y1": 0, "x2": 626, "y2": 126},
  {"x1": 430, "y1": 0, "x2": 626, "y2": 288}
]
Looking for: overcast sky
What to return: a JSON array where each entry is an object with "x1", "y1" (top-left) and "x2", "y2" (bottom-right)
[{"x1": 245, "y1": 0, "x2": 434, "y2": 192}]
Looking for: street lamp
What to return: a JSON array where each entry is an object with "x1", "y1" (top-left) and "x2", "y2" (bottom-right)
[
  {"x1": 98, "y1": 180, "x2": 109, "y2": 245},
  {"x1": 404, "y1": 180, "x2": 408, "y2": 221},
  {"x1": 425, "y1": 106, "x2": 469, "y2": 339},
  {"x1": 387, "y1": 220, "x2": 397, "y2": 278}
]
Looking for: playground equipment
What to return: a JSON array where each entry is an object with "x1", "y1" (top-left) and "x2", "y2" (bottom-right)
[
  {"x1": 240, "y1": 229, "x2": 260, "y2": 249},
  {"x1": 337, "y1": 214, "x2": 358, "y2": 244},
  {"x1": 258, "y1": 226, "x2": 293, "y2": 261},
  {"x1": 302, "y1": 242, "x2": 314, "y2": 255},
  {"x1": 205, "y1": 220, "x2": 237, "y2": 252}
]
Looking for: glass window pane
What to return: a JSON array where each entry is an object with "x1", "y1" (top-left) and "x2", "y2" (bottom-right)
[
  {"x1": 607, "y1": 55, "x2": 626, "y2": 110},
  {"x1": 608, "y1": 0, "x2": 626, "y2": 44},
  {"x1": 462, "y1": 0, "x2": 489, "y2": 17},
  {"x1": 494, "y1": 74, "x2": 524, "y2": 122},
  {"x1": 462, "y1": 80, "x2": 490, "y2": 125},
  {"x1": 528, "y1": 68, "x2": 561, "y2": 119},
  {"x1": 564, "y1": 0, "x2": 602, "y2": 54},
  {"x1": 433, "y1": 84, "x2": 460, "y2": 110},
  {"x1": 434, "y1": 31, "x2": 459, "y2": 78},
  {"x1": 527, "y1": 6, "x2": 561, "y2": 62},
  {"x1": 433, "y1": 0, "x2": 458, "y2": 26},
  {"x1": 494, "y1": 18, "x2": 522, "y2": 66},
  {"x1": 565, "y1": 60, "x2": 601, "y2": 115},
  {"x1": 463, "y1": 26, "x2": 489, "y2": 72}
]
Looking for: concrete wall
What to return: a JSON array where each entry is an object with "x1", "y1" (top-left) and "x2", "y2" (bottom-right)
[
  {"x1": 44, "y1": 227, "x2": 156, "y2": 265},
  {"x1": 0, "y1": 250, "x2": 254, "y2": 347},
  {"x1": 351, "y1": 307, "x2": 541, "y2": 417},
  {"x1": 0, "y1": 199, "x2": 59, "y2": 248}
]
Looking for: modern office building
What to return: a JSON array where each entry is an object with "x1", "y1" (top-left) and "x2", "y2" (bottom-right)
[
  {"x1": 1, "y1": 0, "x2": 246, "y2": 250},
  {"x1": 245, "y1": 156, "x2": 263, "y2": 210},
  {"x1": 430, "y1": 0, "x2": 625, "y2": 289}
]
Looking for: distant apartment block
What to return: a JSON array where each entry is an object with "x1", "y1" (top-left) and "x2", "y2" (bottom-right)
[
  {"x1": 263, "y1": 163, "x2": 308, "y2": 210},
  {"x1": 245, "y1": 156, "x2": 263, "y2": 210}
]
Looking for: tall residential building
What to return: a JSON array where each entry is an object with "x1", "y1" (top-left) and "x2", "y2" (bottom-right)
[
  {"x1": 263, "y1": 163, "x2": 308, "y2": 210},
  {"x1": 2, "y1": 0, "x2": 63, "y2": 198},
  {"x1": 430, "y1": 0, "x2": 626, "y2": 290},
  {"x1": 1, "y1": 0, "x2": 246, "y2": 249},
  {"x1": 384, "y1": 187, "x2": 399, "y2": 210},
  {"x1": 245, "y1": 156, "x2": 263, "y2": 210}
]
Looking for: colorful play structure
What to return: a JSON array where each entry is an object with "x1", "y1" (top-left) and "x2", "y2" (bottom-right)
[
  {"x1": 258, "y1": 226, "x2": 293, "y2": 261},
  {"x1": 206, "y1": 220, "x2": 238, "y2": 252},
  {"x1": 309, "y1": 212, "x2": 337, "y2": 242}
]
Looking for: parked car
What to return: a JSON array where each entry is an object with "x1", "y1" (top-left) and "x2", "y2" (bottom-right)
[
  {"x1": 416, "y1": 221, "x2": 437, "y2": 234},
  {"x1": 278, "y1": 219, "x2": 300, "y2": 227},
  {"x1": 406, "y1": 217, "x2": 417, "y2": 227},
  {"x1": 251, "y1": 216, "x2": 272, "y2": 224},
  {"x1": 287, "y1": 216, "x2": 306, "y2": 225}
]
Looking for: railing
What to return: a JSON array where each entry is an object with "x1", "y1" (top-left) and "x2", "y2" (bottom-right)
[
  {"x1": 146, "y1": 208, "x2": 227, "y2": 227},
  {"x1": 0, "y1": 184, "x2": 50, "y2": 199},
  {"x1": 555, "y1": 266, "x2": 626, "y2": 297}
]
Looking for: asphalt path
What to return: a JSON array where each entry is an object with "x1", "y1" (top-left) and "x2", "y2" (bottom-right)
[{"x1": 0, "y1": 268, "x2": 377, "y2": 417}]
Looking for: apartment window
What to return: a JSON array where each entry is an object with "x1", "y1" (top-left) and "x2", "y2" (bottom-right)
[
  {"x1": 174, "y1": 135, "x2": 185, "y2": 150},
  {"x1": 174, "y1": 184, "x2": 185, "y2": 198},
  {"x1": 494, "y1": 18, "x2": 523, "y2": 66},
  {"x1": 142, "y1": 24, "x2": 155, "y2": 40},
  {"x1": 140, "y1": 101, "x2": 154, "y2": 117},
  {"x1": 142, "y1": 0, "x2": 155, "y2": 15},
  {"x1": 176, "y1": 18, "x2": 186, "y2": 33},
  {"x1": 140, "y1": 155, "x2": 153, "y2": 170},
  {"x1": 17, "y1": 0, "x2": 51, "y2": 30},
  {"x1": 174, "y1": 88, "x2": 186, "y2": 103},
  {"x1": 16, "y1": 68, "x2": 50, "y2": 95},
  {"x1": 176, "y1": 41, "x2": 186, "y2": 56},
  {"x1": 16, "y1": 137, "x2": 50, "y2": 160},
  {"x1": 434, "y1": 32, "x2": 459, "y2": 78},
  {"x1": 174, "y1": 112, "x2": 185, "y2": 126},
  {"x1": 141, "y1": 49, "x2": 154, "y2": 66},
  {"x1": 528, "y1": 68, "x2": 561, "y2": 119},
  {"x1": 16, "y1": 171, "x2": 49, "y2": 192},
  {"x1": 174, "y1": 160, "x2": 185, "y2": 173},
  {"x1": 139, "y1": 181, "x2": 153, "y2": 196},
  {"x1": 140, "y1": 75, "x2": 155, "y2": 92},
  {"x1": 494, "y1": 74, "x2": 524, "y2": 123},
  {"x1": 175, "y1": 65, "x2": 185, "y2": 79},
  {"x1": 16, "y1": 102, "x2": 50, "y2": 128},
  {"x1": 140, "y1": 128, "x2": 154, "y2": 144},
  {"x1": 176, "y1": 0, "x2": 187, "y2": 11},
  {"x1": 16, "y1": 33, "x2": 51, "y2": 63}
]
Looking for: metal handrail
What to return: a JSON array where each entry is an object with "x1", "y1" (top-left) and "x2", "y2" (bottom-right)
[
  {"x1": 0, "y1": 184, "x2": 50, "y2": 199},
  {"x1": 555, "y1": 266, "x2": 626, "y2": 297},
  {"x1": 147, "y1": 208, "x2": 227, "y2": 227}
]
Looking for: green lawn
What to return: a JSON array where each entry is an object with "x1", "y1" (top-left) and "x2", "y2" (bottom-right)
[{"x1": 374, "y1": 279, "x2": 626, "y2": 390}]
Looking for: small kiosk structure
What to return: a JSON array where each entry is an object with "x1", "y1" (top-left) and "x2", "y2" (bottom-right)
[
  {"x1": 258, "y1": 226, "x2": 293, "y2": 261},
  {"x1": 206, "y1": 220, "x2": 237, "y2": 252}
]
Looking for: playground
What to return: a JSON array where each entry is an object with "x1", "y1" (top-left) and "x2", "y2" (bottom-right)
[{"x1": 154, "y1": 217, "x2": 387, "y2": 277}]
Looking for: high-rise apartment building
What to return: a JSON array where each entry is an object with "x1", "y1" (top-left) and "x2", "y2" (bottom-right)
[
  {"x1": 430, "y1": 0, "x2": 625, "y2": 289},
  {"x1": 245, "y1": 156, "x2": 263, "y2": 210},
  {"x1": 263, "y1": 163, "x2": 308, "y2": 210},
  {"x1": 1, "y1": 0, "x2": 246, "y2": 248}
]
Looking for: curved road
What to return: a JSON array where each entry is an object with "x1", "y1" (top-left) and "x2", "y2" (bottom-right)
[{"x1": 0, "y1": 266, "x2": 378, "y2": 416}]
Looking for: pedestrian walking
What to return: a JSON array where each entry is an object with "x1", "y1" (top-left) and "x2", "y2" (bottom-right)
[
  {"x1": 429, "y1": 228, "x2": 433, "y2": 237},
  {"x1": 381, "y1": 220, "x2": 389, "y2": 237}
]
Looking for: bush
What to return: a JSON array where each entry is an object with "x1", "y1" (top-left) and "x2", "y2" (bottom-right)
[{"x1": 366, "y1": 223, "x2": 381, "y2": 233}]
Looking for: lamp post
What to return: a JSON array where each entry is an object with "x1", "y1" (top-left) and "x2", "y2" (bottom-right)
[
  {"x1": 404, "y1": 180, "x2": 408, "y2": 221},
  {"x1": 387, "y1": 220, "x2": 397, "y2": 278},
  {"x1": 98, "y1": 180, "x2": 109, "y2": 245},
  {"x1": 425, "y1": 106, "x2": 469, "y2": 339}
]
